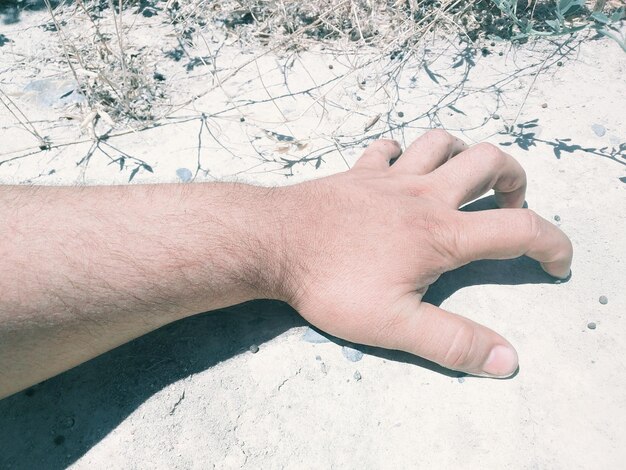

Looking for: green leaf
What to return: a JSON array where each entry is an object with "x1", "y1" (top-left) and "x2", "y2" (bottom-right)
[
  {"x1": 591, "y1": 12, "x2": 609, "y2": 24},
  {"x1": 610, "y1": 8, "x2": 625, "y2": 22},
  {"x1": 545, "y1": 19, "x2": 562, "y2": 32},
  {"x1": 129, "y1": 166, "x2": 140, "y2": 182},
  {"x1": 597, "y1": 28, "x2": 626, "y2": 53},
  {"x1": 559, "y1": 0, "x2": 585, "y2": 16},
  {"x1": 448, "y1": 105, "x2": 466, "y2": 115},
  {"x1": 423, "y1": 63, "x2": 443, "y2": 84}
]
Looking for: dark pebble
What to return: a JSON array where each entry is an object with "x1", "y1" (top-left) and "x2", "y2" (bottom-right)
[
  {"x1": 599, "y1": 295, "x2": 608, "y2": 305},
  {"x1": 492, "y1": 114, "x2": 500, "y2": 120},
  {"x1": 356, "y1": 96, "x2": 362, "y2": 101},
  {"x1": 557, "y1": 61, "x2": 563, "y2": 66},
  {"x1": 587, "y1": 322, "x2": 597, "y2": 330},
  {"x1": 328, "y1": 64, "x2": 334, "y2": 69},
  {"x1": 554, "y1": 215, "x2": 561, "y2": 222},
  {"x1": 353, "y1": 370, "x2": 362, "y2": 381},
  {"x1": 249, "y1": 344, "x2": 259, "y2": 353},
  {"x1": 315, "y1": 355, "x2": 322, "y2": 361},
  {"x1": 53, "y1": 435, "x2": 65, "y2": 446},
  {"x1": 397, "y1": 111, "x2": 404, "y2": 118},
  {"x1": 498, "y1": 51, "x2": 503, "y2": 56},
  {"x1": 490, "y1": 41, "x2": 496, "y2": 46},
  {"x1": 240, "y1": 116, "x2": 245, "y2": 122},
  {"x1": 541, "y1": 103, "x2": 548, "y2": 108}
]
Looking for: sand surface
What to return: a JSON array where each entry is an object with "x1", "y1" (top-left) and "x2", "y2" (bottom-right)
[{"x1": 1, "y1": 6, "x2": 625, "y2": 469}]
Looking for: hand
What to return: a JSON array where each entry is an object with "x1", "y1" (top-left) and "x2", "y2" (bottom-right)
[{"x1": 280, "y1": 130, "x2": 572, "y2": 377}]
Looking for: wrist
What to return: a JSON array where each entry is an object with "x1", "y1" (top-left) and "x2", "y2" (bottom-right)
[{"x1": 197, "y1": 183, "x2": 298, "y2": 306}]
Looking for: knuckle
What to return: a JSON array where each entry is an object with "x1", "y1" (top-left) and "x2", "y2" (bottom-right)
[
  {"x1": 427, "y1": 128, "x2": 452, "y2": 141},
  {"x1": 427, "y1": 128, "x2": 454, "y2": 148},
  {"x1": 443, "y1": 324, "x2": 478, "y2": 370},
  {"x1": 404, "y1": 177, "x2": 431, "y2": 198},
  {"x1": 521, "y1": 209, "x2": 542, "y2": 245},
  {"x1": 475, "y1": 142, "x2": 504, "y2": 163},
  {"x1": 372, "y1": 138, "x2": 400, "y2": 150}
]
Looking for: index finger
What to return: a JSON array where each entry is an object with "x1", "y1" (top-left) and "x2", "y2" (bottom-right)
[{"x1": 451, "y1": 209, "x2": 573, "y2": 279}]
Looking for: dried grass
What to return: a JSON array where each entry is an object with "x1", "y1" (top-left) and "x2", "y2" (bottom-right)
[{"x1": 3, "y1": 0, "x2": 623, "y2": 144}]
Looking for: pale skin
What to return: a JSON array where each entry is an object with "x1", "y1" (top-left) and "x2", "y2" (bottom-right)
[{"x1": 0, "y1": 130, "x2": 573, "y2": 399}]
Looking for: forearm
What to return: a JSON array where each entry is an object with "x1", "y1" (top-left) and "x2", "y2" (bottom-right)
[{"x1": 0, "y1": 182, "x2": 287, "y2": 398}]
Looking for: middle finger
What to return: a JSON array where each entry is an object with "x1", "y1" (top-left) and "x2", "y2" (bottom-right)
[{"x1": 427, "y1": 142, "x2": 527, "y2": 209}]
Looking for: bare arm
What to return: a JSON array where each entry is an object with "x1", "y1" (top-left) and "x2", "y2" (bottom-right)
[
  {"x1": 0, "y1": 131, "x2": 573, "y2": 398},
  {"x1": 0, "y1": 182, "x2": 289, "y2": 397}
]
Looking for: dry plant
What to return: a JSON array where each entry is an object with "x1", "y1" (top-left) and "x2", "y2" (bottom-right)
[
  {"x1": 43, "y1": 0, "x2": 168, "y2": 125},
  {"x1": 1, "y1": 0, "x2": 623, "y2": 181},
  {"x1": 36, "y1": 0, "x2": 625, "y2": 126}
]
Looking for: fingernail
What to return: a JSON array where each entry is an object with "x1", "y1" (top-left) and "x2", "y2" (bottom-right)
[
  {"x1": 482, "y1": 345, "x2": 518, "y2": 377},
  {"x1": 554, "y1": 270, "x2": 572, "y2": 284}
]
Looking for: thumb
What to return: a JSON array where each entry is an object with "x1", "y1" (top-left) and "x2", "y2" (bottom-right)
[{"x1": 381, "y1": 297, "x2": 519, "y2": 377}]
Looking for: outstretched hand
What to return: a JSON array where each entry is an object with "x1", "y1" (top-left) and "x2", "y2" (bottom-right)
[{"x1": 280, "y1": 130, "x2": 572, "y2": 377}]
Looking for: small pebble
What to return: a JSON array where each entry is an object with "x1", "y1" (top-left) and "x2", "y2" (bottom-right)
[
  {"x1": 490, "y1": 41, "x2": 496, "y2": 46},
  {"x1": 587, "y1": 322, "x2": 597, "y2": 330},
  {"x1": 315, "y1": 355, "x2": 322, "y2": 361},
  {"x1": 302, "y1": 327, "x2": 330, "y2": 344},
  {"x1": 492, "y1": 114, "x2": 500, "y2": 121},
  {"x1": 541, "y1": 103, "x2": 548, "y2": 108},
  {"x1": 342, "y1": 345, "x2": 364, "y2": 362},
  {"x1": 249, "y1": 344, "x2": 259, "y2": 354},
  {"x1": 397, "y1": 111, "x2": 405, "y2": 118},
  {"x1": 239, "y1": 116, "x2": 245, "y2": 122},
  {"x1": 557, "y1": 61, "x2": 563, "y2": 66},
  {"x1": 498, "y1": 51, "x2": 503, "y2": 56},
  {"x1": 176, "y1": 167, "x2": 193, "y2": 183},
  {"x1": 591, "y1": 124, "x2": 606, "y2": 137},
  {"x1": 356, "y1": 96, "x2": 362, "y2": 101},
  {"x1": 554, "y1": 215, "x2": 561, "y2": 222},
  {"x1": 353, "y1": 370, "x2": 362, "y2": 381},
  {"x1": 599, "y1": 295, "x2": 608, "y2": 305},
  {"x1": 328, "y1": 64, "x2": 334, "y2": 70},
  {"x1": 457, "y1": 377, "x2": 465, "y2": 383}
]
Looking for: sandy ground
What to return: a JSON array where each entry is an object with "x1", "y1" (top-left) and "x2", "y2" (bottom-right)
[{"x1": 1, "y1": 5, "x2": 625, "y2": 469}]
